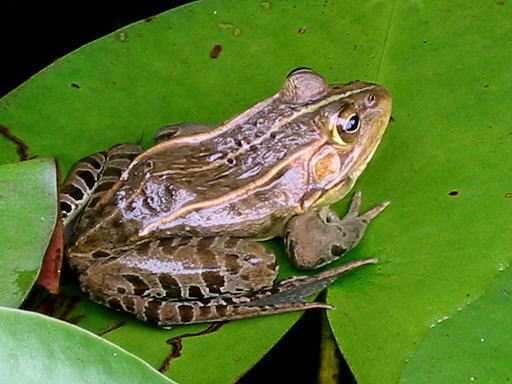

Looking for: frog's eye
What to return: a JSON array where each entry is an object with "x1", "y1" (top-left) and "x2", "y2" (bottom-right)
[
  {"x1": 331, "y1": 111, "x2": 360, "y2": 144},
  {"x1": 340, "y1": 114, "x2": 360, "y2": 134}
]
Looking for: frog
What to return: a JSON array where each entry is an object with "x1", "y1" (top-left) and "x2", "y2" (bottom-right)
[{"x1": 59, "y1": 68, "x2": 392, "y2": 326}]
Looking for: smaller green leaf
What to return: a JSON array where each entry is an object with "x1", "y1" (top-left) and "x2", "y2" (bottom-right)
[
  {"x1": 0, "y1": 158, "x2": 57, "y2": 307},
  {"x1": 400, "y1": 267, "x2": 512, "y2": 384},
  {"x1": 0, "y1": 307, "x2": 176, "y2": 384}
]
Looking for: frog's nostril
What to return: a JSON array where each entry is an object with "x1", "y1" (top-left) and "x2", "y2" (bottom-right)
[{"x1": 367, "y1": 93, "x2": 376, "y2": 106}]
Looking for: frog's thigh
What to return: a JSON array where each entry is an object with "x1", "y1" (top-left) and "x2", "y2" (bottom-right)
[{"x1": 79, "y1": 237, "x2": 278, "y2": 303}]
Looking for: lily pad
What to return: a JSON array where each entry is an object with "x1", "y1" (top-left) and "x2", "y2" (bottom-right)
[
  {"x1": 327, "y1": 1, "x2": 512, "y2": 383},
  {"x1": 1, "y1": 0, "x2": 511, "y2": 383},
  {"x1": 0, "y1": 307, "x2": 174, "y2": 384},
  {"x1": 0, "y1": 158, "x2": 57, "y2": 307},
  {"x1": 400, "y1": 266, "x2": 512, "y2": 383}
]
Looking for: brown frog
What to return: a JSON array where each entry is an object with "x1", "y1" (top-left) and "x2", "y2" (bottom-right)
[{"x1": 59, "y1": 69, "x2": 392, "y2": 326}]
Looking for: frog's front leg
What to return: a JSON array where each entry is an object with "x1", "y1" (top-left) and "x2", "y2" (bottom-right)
[{"x1": 285, "y1": 192, "x2": 389, "y2": 270}]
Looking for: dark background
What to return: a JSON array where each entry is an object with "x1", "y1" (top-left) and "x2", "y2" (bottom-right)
[
  {"x1": 0, "y1": 1, "x2": 352, "y2": 382},
  {"x1": 0, "y1": 1, "x2": 188, "y2": 97}
]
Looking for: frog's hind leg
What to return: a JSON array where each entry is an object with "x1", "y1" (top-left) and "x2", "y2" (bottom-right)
[
  {"x1": 75, "y1": 236, "x2": 376, "y2": 326},
  {"x1": 59, "y1": 144, "x2": 142, "y2": 229},
  {"x1": 98, "y1": 258, "x2": 376, "y2": 326}
]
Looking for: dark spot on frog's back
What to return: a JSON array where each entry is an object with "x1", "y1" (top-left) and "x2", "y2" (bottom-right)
[
  {"x1": 76, "y1": 170, "x2": 96, "y2": 190},
  {"x1": 224, "y1": 254, "x2": 241, "y2": 273},
  {"x1": 199, "y1": 306, "x2": 212, "y2": 318},
  {"x1": 123, "y1": 274, "x2": 150, "y2": 295},
  {"x1": 122, "y1": 296, "x2": 136, "y2": 313},
  {"x1": 158, "y1": 274, "x2": 181, "y2": 298},
  {"x1": 145, "y1": 300, "x2": 162, "y2": 320},
  {"x1": 83, "y1": 156, "x2": 103, "y2": 170},
  {"x1": 330, "y1": 245, "x2": 346, "y2": 256},
  {"x1": 69, "y1": 185, "x2": 85, "y2": 201},
  {"x1": 197, "y1": 248, "x2": 218, "y2": 269},
  {"x1": 188, "y1": 285, "x2": 203, "y2": 298},
  {"x1": 215, "y1": 305, "x2": 227, "y2": 317},
  {"x1": 178, "y1": 304, "x2": 195, "y2": 323},
  {"x1": 201, "y1": 271, "x2": 225, "y2": 294},
  {"x1": 209, "y1": 44, "x2": 223, "y2": 59},
  {"x1": 60, "y1": 201, "x2": 72, "y2": 214},
  {"x1": 107, "y1": 297, "x2": 123, "y2": 311}
]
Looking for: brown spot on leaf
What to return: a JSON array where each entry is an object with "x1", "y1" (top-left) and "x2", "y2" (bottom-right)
[
  {"x1": 97, "y1": 320, "x2": 127, "y2": 336},
  {"x1": 298, "y1": 26, "x2": 306, "y2": 34},
  {"x1": 159, "y1": 322, "x2": 225, "y2": 373},
  {"x1": 448, "y1": 190, "x2": 459, "y2": 197},
  {"x1": 209, "y1": 44, "x2": 223, "y2": 59},
  {"x1": 0, "y1": 124, "x2": 31, "y2": 161}
]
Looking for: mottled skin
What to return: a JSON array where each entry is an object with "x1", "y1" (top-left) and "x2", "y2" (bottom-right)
[{"x1": 60, "y1": 69, "x2": 392, "y2": 326}]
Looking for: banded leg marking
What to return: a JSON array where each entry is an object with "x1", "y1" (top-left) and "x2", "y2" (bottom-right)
[
  {"x1": 60, "y1": 152, "x2": 107, "y2": 226},
  {"x1": 60, "y1": 144, "x2": 142, "y2": 228}
]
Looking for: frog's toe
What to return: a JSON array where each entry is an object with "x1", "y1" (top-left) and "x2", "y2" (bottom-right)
[
  {"x1": 359, "y1": 200, "x2": 390, "y2": 222},
  {"x1": 250, "y1": 258, "x2": 377, "y2": 306},
  {"x1": 345, "y1": 191, "x2": 390, "y2": 222}
]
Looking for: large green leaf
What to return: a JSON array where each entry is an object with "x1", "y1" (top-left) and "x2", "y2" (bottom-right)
[
  {"x1": 1, "y1": 0, "x2": 511, "y2": 383},
  {"x1": 327, "y1": 1, "x2": 512, "y2": 383},
  {"x1": 0, "y1": 159, "x2": 57, "y2": 307},
  {"x1": 0, "y1": 307, "x2": 174, "y2": 384}
]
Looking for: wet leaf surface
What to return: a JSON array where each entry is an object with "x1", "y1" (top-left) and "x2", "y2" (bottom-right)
[{"x1": 0, "y1": 159, "x2": 57, "y2": 307}]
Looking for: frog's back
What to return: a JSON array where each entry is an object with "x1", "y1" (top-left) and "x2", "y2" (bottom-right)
[{"x1": 76, "y1": 96, "x2": 326, "y2": 249}]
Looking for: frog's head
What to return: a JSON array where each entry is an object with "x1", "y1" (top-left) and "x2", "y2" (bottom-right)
[{"x1": 280, "y1": 69, "x2": 392, "y2": 207}]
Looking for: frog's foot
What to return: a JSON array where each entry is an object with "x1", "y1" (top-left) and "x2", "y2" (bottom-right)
[{"x1": 285, "y1": 191, "x2": 389, "y2": 270}]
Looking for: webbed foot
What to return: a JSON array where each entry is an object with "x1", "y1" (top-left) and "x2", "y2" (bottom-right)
[{"x1": 285, "y1": 191, "x2": 389, "y2": 269}]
